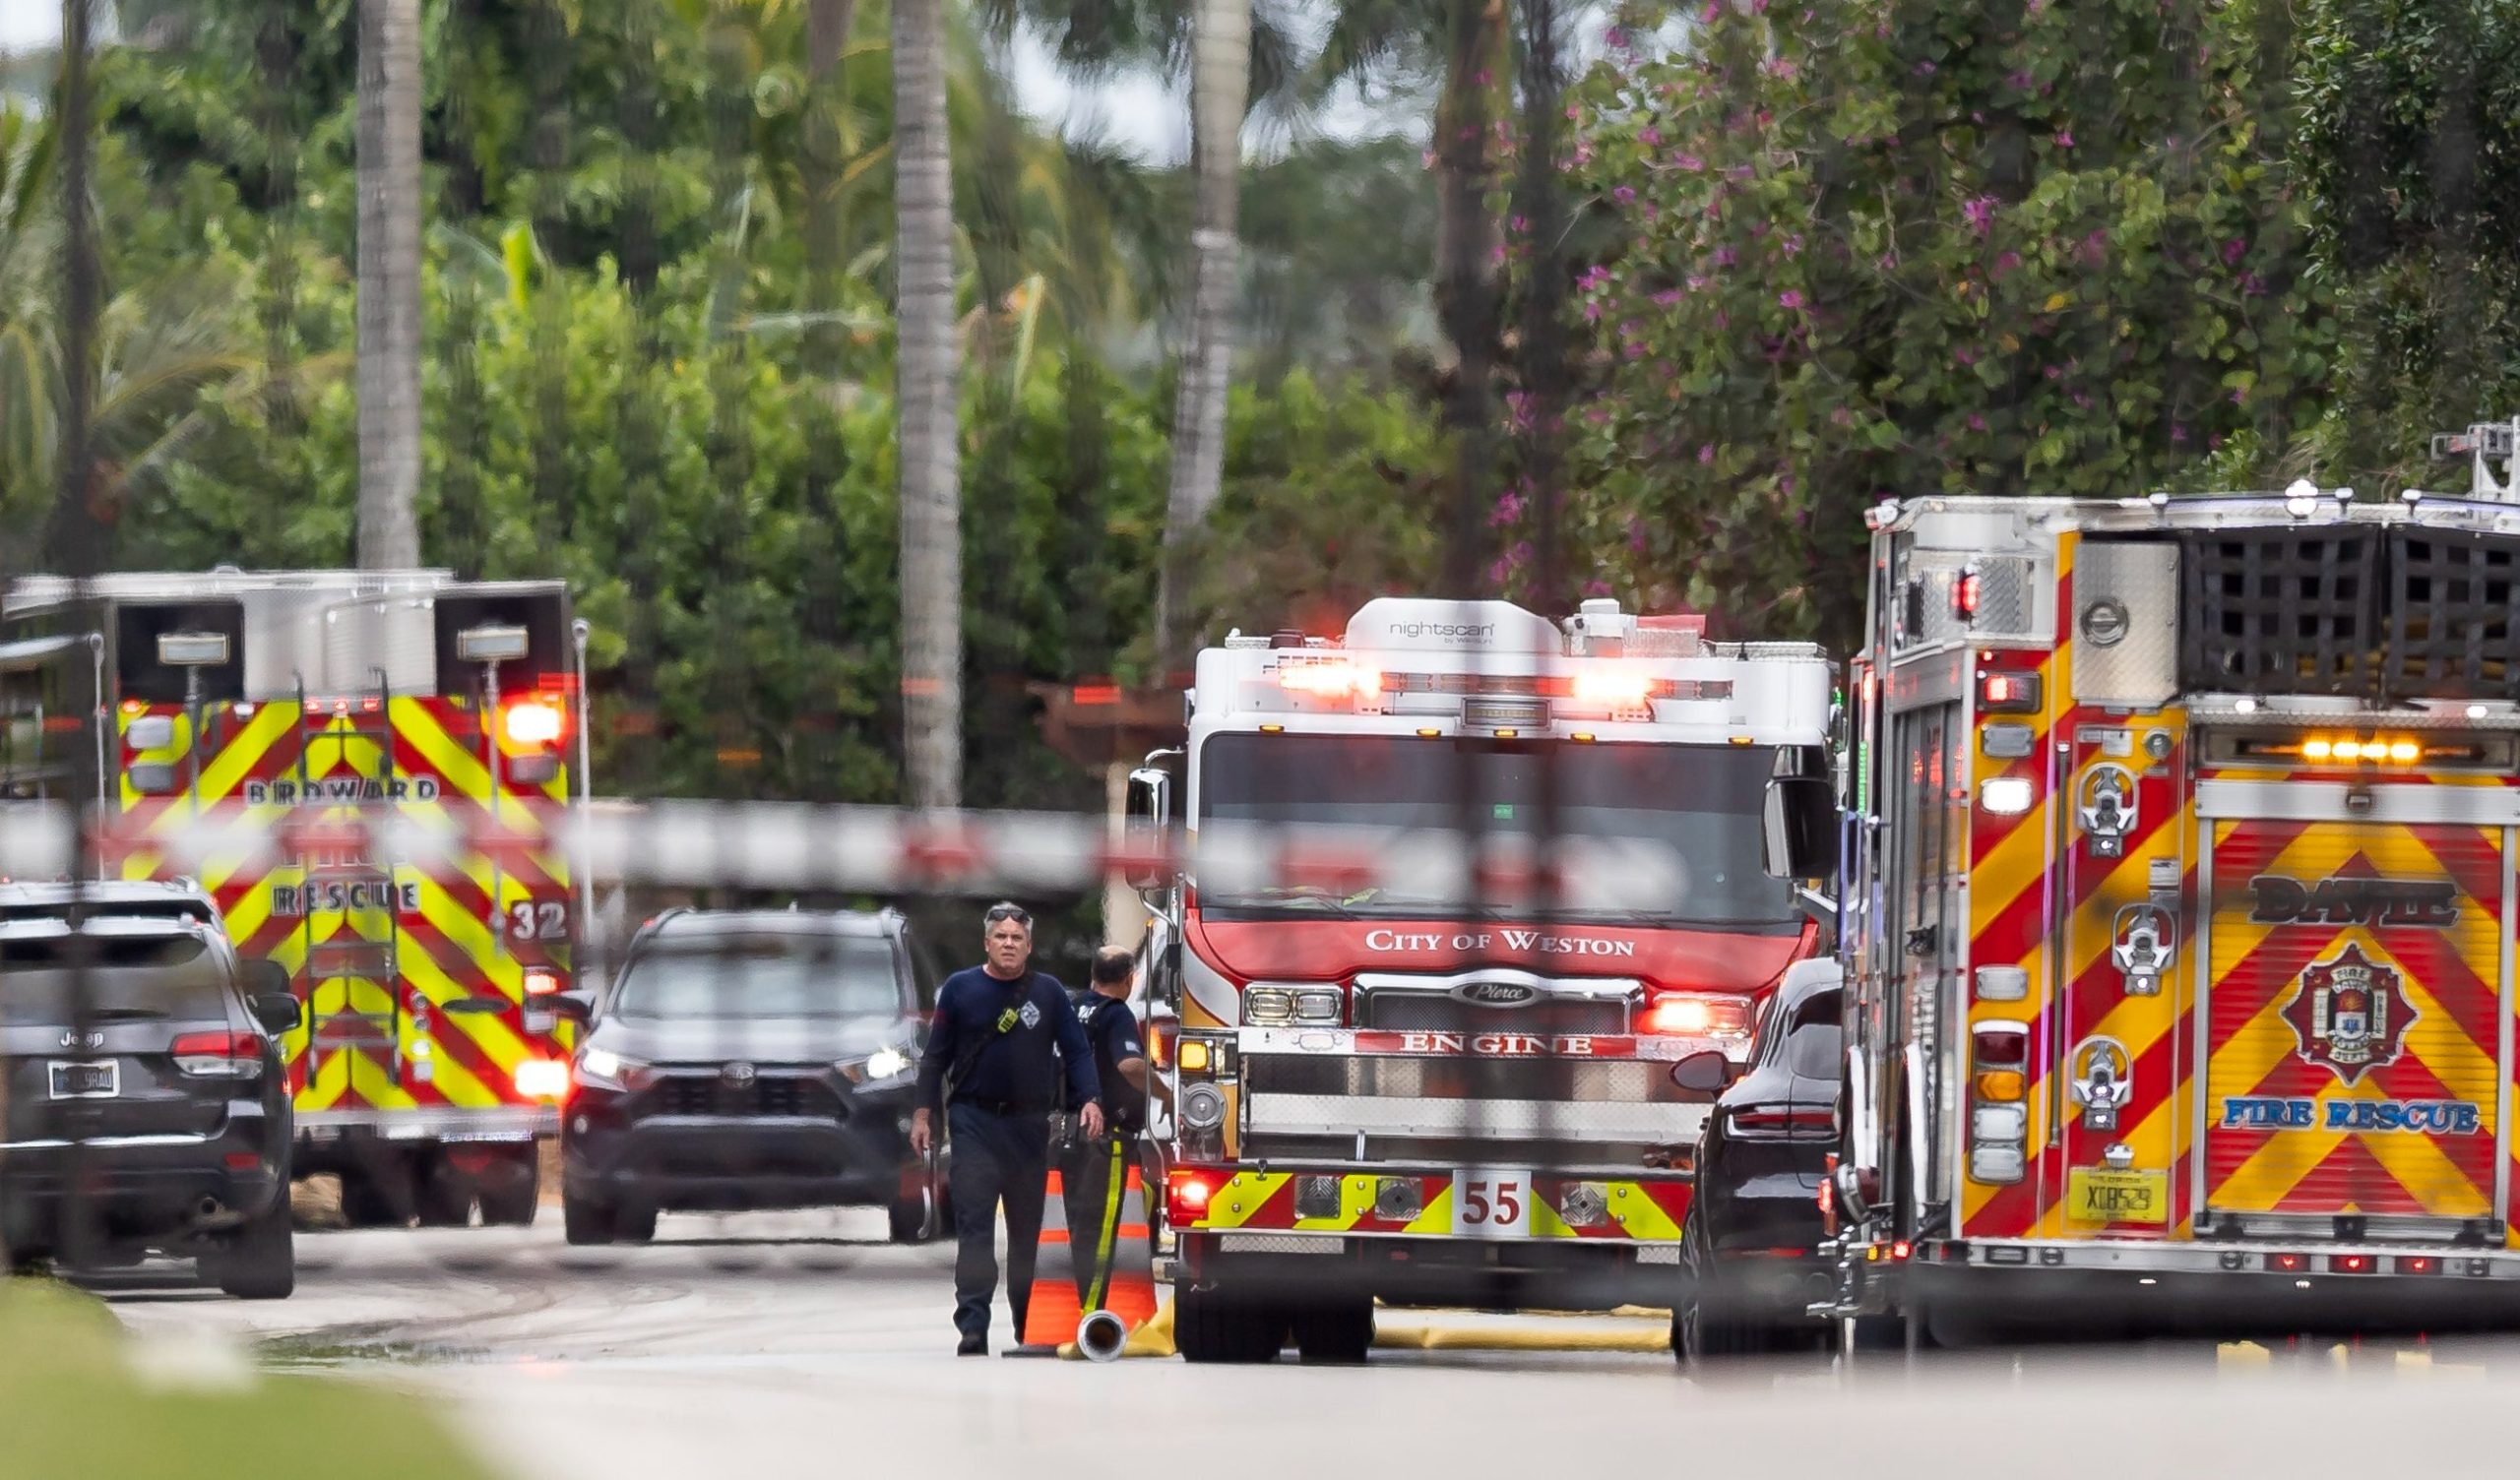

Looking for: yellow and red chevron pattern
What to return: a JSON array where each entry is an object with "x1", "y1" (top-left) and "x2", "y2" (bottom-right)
[
  {"x1": 112, "y1": 695, "x2": 575, "y2": 1121},
  {"x1": 2201, "y1": 819, "x2": 2502, "y2": 1220},
  {"x1": 1183, "y1": 1171, "x2": 1690, "y2": 1242}
]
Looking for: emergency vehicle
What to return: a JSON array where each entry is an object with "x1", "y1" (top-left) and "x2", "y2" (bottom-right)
[
  {"x1": 1811, "y1": 418, "x2": 2520, "y2": 1341},
  {"x1": 1127, "y1": 595, "x2": 1833, "y2": 1361},
  {"x1": 0, "y1": 570, "x2": 588, "y2": 1227}
]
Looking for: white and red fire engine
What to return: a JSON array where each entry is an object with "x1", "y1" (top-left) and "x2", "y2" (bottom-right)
[{"x1": 1128, "y1": 595, "x2": 1833, "y2": 1361}]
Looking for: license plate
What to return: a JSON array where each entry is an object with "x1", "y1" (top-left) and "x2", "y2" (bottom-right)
[
  {"x1": 1451, "y1": 1168, "x2": 1535, "y2": 1238},
  {"x1": 2067, "y1": 1168, "x2": 2168, "y2": 1225},
  {"x1": 47, "y1": 1060, "x2": 119, "y2": 1100}
]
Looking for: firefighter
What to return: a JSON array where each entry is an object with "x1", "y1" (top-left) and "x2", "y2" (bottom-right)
[
  {"x1": 1063, "y1": 946, "x2": 1153, "y2": 1305},
  {"x1": 912, "y1": 903, "x2": 1102, "y2": 1356}
]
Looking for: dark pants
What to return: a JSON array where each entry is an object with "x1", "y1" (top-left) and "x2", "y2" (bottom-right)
[
  {"x1": 1060, "y1": 1135, "x2": 1134, "y2": 1304},
  {"x1": 947, "y1": 1102, "x2": 1048, "y2": 1343}
]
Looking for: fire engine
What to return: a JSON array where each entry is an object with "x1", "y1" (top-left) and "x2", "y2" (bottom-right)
[
  {"x1": 0, "y1": 570, "x2": 588, "y2": 1228},
  {"x1": 1125, "y1": 595, "x2": 1833, "y2": 1362},
  {"x1": 1809, "y1": 418, "x2": 2520, "y2": 1342}
]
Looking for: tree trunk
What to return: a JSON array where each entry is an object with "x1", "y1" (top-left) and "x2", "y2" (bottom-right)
[
  {"x1": 41, "y1": 0, "x2": 103, "y2": 585},
  {"x1": 893, "y1": 0, "x2": 963, "y2": 809},
  {"x1": 1434, "y1": 0, "x2": 1505, "y2": 594},
  {"x1": 354, "y1": 0, "x2": 423, "y2": 570},
  {"x1": 1155, "y1": 0, "x2": 1251, "y2": 676}
]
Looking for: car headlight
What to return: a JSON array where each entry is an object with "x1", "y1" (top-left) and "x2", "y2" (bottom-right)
[
  {"x1": 841, "y1": 1045, "x2": 916, "y2": 1085},
  {"x1": 575, "y1": 1046, "x2": 651, "y2": 1092}
]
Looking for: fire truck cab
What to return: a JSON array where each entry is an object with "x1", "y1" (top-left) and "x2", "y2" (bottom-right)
[
  {"x1": 2, "y1": 569, "x2": 588, "y2": 1229},
  {"x1": 1819, "y1": 447, "x2": 2520, "y2": 1342},
  {"x1": 1130, "y1": 595, "x2": 1832, "y2": 1361}
]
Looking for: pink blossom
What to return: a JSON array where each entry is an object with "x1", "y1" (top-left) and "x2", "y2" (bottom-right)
[
  {"x1": 1915, "y1": 60, "x2": 1936, "y2": 76},
  {"x1": 1422, "y1": 149, "x2": 1439, "y2": 169},
  {"x1": 1673, "y1": 152, "x2": 1706, "y2": 171},
  {"x1": 1640, "y1": 128, "x2": 1663, "y2": 146},
  {"x1": 1652, "y1": 288, "x2": 1684, "y2": 306},
  {"x1": 1963, "y1": 195, "x2": 1997, "y2": 236},
  {"x1": 1625, "y1": 340, "x2": 1648, "y2": 360},
  {"x1": 1510, "y1": 215, "x2": 1530, "y2": 233},
  {"x1": 2054, "y1": 130, "x2": 2074, "y2": 148},
  {"x1": 1994, "y1": 250, "x2": 2021, "y2": 275},
  {"x1": 1583, "y1": 301, "x2": 1605, "y2": 322},
  {"x1": 1489, "y1": 491, "x2": 1526, "y2": 527},
  {"x1": 1699, "y1": 444, "x2": 1717, "y2": 464},
  {"x1": 1586, "y1": 580, "x2": 1614, "y2": 597},
  {"x1": 1613, "y1": 185, "x2": 1638, "y2": 204},
  {"x1": 1779, "y1": 288, "x2": 1806, "y2": 310},
  {"x1": 1967, "y1": 412, "x2": 1987, "y2": 432},
  {"x1": 1714, "y1": 244, "x2": 1737, "y2": 267},
  {"x1": 2222, "y1": 237, "x2": 2247, "y2": 266},
  {"x1": 1955, "y1": 346, "x2": 1977, "y2": 366},
  {"x1": 2044, "y1": 364, "x2": 2062, "y2": 380},
  {"x1": 2007, "y1": 69, "x2": 2033, "y2": 90},
  {"x1": 1699, "y1": 1, "x2": 1720, "y2": 21}
]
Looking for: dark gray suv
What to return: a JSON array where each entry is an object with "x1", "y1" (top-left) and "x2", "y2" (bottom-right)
[
  {"x1": 2, "y1": 907, "x2": 301, "y2": 1298},
  {"x1": 556, "y1": 908, "x2": 938, "y2": 1245}
]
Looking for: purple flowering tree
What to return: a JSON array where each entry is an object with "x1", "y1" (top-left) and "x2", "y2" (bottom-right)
[{"x1": 1540, "y1": 0, "x2": 2329, "y2": 647}]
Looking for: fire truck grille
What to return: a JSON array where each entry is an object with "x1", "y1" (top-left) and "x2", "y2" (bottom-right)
[
  {"x1": 1247, "y1": 1056, "x2": 1677, "y2": 1102},
  {"x1": 1359, "y1": 992, "x2": 1627, "y2": 1036}
]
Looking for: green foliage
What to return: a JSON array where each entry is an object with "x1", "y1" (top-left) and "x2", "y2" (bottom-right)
[{"x1": 1554, "y1": 0, "x2": 2331, "y2": 647}]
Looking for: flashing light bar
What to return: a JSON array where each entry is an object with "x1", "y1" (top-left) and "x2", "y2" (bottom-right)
[
  {"x1": 1275, "y1": 661, "x2": 1384, "y2": 699},
  {"x1": 504, "y1": 699, "x2": 567, "y2": 746},
  {"x1": 2240, "y1": 735, "x2": 2470, "y2": 766}
]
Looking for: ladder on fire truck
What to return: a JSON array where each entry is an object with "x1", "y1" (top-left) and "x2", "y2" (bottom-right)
[{"x1": 296, "y1": 667, "x2": 409, "y2": 1087}]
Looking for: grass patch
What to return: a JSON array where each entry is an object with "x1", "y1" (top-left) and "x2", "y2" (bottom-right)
[{"x1": 0, "y1": 1278, "x2": 499, "y2": 1480}]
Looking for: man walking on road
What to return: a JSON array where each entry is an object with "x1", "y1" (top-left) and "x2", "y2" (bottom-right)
[
  {"x1": 913, "y1": 903, "x2": 1102, "y2": 1355},
  {"x1": 1063, "y1": 947, "x2": 1154, "y2": 1303}
]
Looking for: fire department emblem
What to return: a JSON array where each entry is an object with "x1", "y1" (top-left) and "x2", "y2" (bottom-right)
[{"x1": 2280, "y1": 944, "x2": 2413, "y2": 1086}]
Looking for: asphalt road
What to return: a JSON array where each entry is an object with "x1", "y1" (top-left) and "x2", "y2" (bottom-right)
[{"x1": 95, "y1": 1212, "x2": 2520, "y2": 1480}]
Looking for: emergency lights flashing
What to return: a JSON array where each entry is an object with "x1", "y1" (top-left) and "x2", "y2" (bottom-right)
[
  {"x1": 1569, "y1": 669, "x2": 1655, "y2": 709},
  {"x1": 1275, "y1": 661, "x2": 1383, "y2": 699},
  {"x1": 504, "y1": 699, "x2": 567, "y2": 746}
]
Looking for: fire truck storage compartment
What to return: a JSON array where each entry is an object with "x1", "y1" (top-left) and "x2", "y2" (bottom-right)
[
  {"x1": 113, "y1": 599, "x2": 246, "y2": 705},
  {"x1": 2194, "y1": 774, "x2": 2516, "y2": 1241},
  {"x1": 432, "y1": 589, "x2": 571, "y2": 687},
  {"x1": 2180, "y1": 524, "x2": 2520, "y2": 702}
]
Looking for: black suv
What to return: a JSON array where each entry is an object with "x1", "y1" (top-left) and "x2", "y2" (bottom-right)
[
  {"x1": 556, "y1": 908, "x2": 937, "y2": 1245},
  {"x1": 1670, "y1": 958, "x2": 1842, "y2": 1362},
  {"x1": 1, "y1": 904, "x2": 301, "y2": 1299}
]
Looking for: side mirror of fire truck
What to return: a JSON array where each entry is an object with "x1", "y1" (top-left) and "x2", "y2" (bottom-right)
[
  {"x1": 1762, "y1": 774, "x2": 1840, "y2": 882},
  {"x1": 1123, "y1": 765, "x2": 1177, "y2": 893}
]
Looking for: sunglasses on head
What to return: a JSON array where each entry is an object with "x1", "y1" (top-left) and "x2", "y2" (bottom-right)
[{"x1": 984, "y1": 904, "x2": 1033, "y2": 927}]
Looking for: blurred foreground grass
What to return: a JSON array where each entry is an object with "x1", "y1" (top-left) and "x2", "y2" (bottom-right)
[{"x1": 0, "y1": 1278, "x2": 497, "y2": 1480}]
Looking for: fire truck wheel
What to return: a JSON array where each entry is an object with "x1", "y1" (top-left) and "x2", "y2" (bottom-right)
[
  {"x1": 414, "y1": 1154, "x2": 473, "y2": 1228},
  {"x1": 562, "y1": 1190, "x2": 618, "y2": 1246},
  {"x1": 476, "y1": 1151, "x2": 541, "y2": 1227},
  {"x1": 1290, "y1": 1297, "x2": 1374, "y2": 1364},
  {"x1": 210, "y1": 1200, "x2": 296, "y2": 1301},
  {"x1": 1675, "y1": 1210, "x2": 1783, "y2": 1364},
  {"x1": 340, "y1": 1159, "x2": 417, "y2": 1229},
  {"x1": 613, "y1": 1202, "x2": 660, "y2": 1244},
  {"x1": 1174, "y1": 1283, "x2": 1287, "y2": 1363}
]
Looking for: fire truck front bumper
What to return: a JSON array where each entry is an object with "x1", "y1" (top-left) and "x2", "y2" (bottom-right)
[{"x1": 1866, "y1": 1238, "x2": 2520, "y2": 1334}]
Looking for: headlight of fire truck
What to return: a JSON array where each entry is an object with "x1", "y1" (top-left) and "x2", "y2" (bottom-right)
[{"x1": 1241, "y1": 985, "x2": 1345, "y2": 1025}]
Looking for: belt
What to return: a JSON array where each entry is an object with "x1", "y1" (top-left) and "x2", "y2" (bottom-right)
[{"x1": 951, "y1": 1095, "x2": 1046, "y2": 1116}]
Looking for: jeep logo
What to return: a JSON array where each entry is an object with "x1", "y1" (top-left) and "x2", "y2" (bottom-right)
[
  {"x1": 1449, "y1": 981, "x2": 1541, "y2": 1008},
  {"x1": 2248, "y1": 874, "x2": 2459, "y2": 929}
]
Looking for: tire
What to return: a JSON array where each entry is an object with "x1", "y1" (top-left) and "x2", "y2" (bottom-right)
[
  {"x1": 1175, "y1": 1283, "x2": 1286, "y2": 1364},
  {"x1": 613, "y1": 1202, "x2": 659, "y2": 1244},
  {"x1": 1290, "y1": 1296, "x2": 1374, "y2": 1365},
  {"x1": 340, "y1": 1157, "x2": 415, "y2": 1230},
  {"x1": 476, "y1": 1150, "x2": 539, "y2": 1227},
  {"x1": 211, "y1": 1200, "x2": 295, "y2": 1301},
  {"x1": 562, "y1": 1189, "x2": 617, "y2": 1246},
  {"x1": 414, "y1": 1152, "x2": 472, "y2": 1229},
  {"x1": 887, "y1": 1191, "x2": 931, "y2": 1244},
  {"x1": 1675, "y1": 1209, "x2": 1780, "y2": 1366}
]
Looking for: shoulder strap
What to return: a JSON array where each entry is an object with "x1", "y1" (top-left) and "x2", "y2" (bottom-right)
[{"x1": 942, "y1": 976, "x2": 1024, "y2": 1101}]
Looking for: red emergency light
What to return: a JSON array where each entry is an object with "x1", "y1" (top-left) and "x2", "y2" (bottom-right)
[
  {"x1": 503, "y1": 697, "x2": 568, "y2": 747},
  {"x1": 1166, "y1": 1168, "x2": 1223, "y2": 1225}
]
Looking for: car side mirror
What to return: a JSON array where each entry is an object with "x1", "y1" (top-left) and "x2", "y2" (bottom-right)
[
  {"x1": 547, "y1": 991, "x2": 596, "y2": 1025},
  {"x1": 1670, "y1": 1050, "x2": 1739, "y2": 1094},
  {"x1": 246, "y1": 958, "x2": 290, "y2": 998},
  {"x1": 252, "y1": 992, "x2": 304, "y2": 1034}
]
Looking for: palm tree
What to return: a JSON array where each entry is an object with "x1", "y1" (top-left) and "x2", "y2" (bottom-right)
[
  {"x1": 894, "y1": 0, "x2": 963, "y2": 809},
  {"x1": 1156, "y1": 0, "x2": 1251, "y2": 674},
  {"x1": 354, "y1": 0, "x2": 422, "y2": 570}
]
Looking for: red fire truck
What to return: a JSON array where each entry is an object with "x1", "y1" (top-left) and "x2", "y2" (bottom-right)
[
  {"x1": 1127, "y1": 595, "x2": 1834, "y2": 1361},
  {"x1": 1, "y1": 570, "x2": 587, "y2": 1227},
  {"x1": 1811, "y1": 429, "x2": 2520, "y2": 1342}
]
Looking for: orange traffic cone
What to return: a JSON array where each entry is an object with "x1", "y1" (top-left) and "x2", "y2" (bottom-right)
[{"x1": 1010, "y1": 1164, "x2": 1080, "y2": 1355}]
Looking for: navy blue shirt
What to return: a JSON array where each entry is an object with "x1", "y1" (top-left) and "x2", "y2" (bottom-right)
[
  {"x1": 916, "y1": 967, "x2": 1100, "y2": 1115},
  {"x1": 1073, "y1": 991, "x2": 1148, "y2": 1134}
]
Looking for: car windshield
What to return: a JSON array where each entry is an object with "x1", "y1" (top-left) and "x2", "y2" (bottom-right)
[
  {"x1": 0, "y1": 935, "x2": 232, "y2": 1024},
  {"x1": 1197, "y1": 734, "x2": 1798, "y2": 930},
  {"x1": 612, "y1": 934, "x2": 905, "y2": 1019},
  {"x1": 1783, "y1": 990, "x2": 1843, "y2": 1079}
]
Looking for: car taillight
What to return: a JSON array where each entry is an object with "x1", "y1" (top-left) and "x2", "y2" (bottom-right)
[
  {"x1": 1167, "y1": 1168, "x2": 1222, "y2": 1225},
  {"x1": 1729, "y1": 1104, "x2": 1835, "y2": 1139},
  {"x1": 172, "y1": 1030, "x2": 265, "y2": 1079}
]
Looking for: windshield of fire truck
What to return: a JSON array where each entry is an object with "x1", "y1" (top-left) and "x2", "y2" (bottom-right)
[{"x1": 1196, "y1": 734, "x2": 1796, "y2": 929}]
